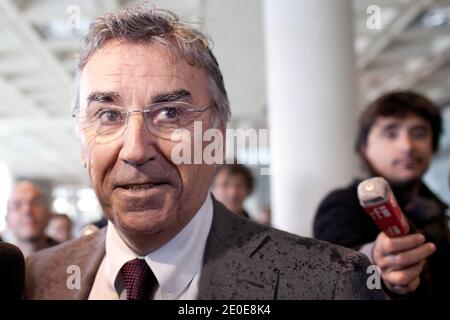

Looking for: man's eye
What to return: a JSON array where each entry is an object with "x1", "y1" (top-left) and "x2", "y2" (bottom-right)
[
  {"x1": 411, "y1": 128, "x2": 427, "y2": 139},
  {"x1": 383, "y1": 130, "x2": 397, "y2": 139},
  {"x1": 161, "y1": 107, "x2": 181, "y2": 119},
  {"x1": 97, "y1": 109, "x2": 123, "y2": 124},
  {"x1": 12, "y1": 202, "x2": 21, "y2": 210}
]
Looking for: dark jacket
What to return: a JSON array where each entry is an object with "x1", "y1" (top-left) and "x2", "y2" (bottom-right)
[
  {"x1": 25, "y1": 197, "x2": 385, "y2": 300},
  {"x1": 314, "y1": 179, "x2": 450, "y2": 299}
]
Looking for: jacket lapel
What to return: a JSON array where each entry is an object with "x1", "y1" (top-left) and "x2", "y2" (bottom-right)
[{"x1": 198, "y1": 198, "x2": 279, "y2": 300}]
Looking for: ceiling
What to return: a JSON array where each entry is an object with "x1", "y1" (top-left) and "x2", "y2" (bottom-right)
[{"x1": 0, "y1": 0, "x2": 449, "y2": 186}]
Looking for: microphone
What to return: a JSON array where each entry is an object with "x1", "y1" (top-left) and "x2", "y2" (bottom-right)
[
  {"x1": 0, "y1": 242, "x2": 25, "y2": 299},
  {"x1": 357, "y1": 177, "x2": 410, "y2": 238}
]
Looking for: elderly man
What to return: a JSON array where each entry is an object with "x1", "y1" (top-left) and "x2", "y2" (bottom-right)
[
  {"x1": 25, "y1": 2, "x2": 384, "y2": 300},
  {"x1": 6, "y1": 181, "x2": 57, "y2": 258}
]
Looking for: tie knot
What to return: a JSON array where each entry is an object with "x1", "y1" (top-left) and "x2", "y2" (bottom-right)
[{"x1": 120, "y1": 258, "x2": 157, "y2": 300}]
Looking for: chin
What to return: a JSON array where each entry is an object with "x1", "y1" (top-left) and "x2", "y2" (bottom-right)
[
  {"x1": 113, "y1": 207, "x2": 179, "y2": 236},
  {"x1": 391, "y1": 173, "x2": 421, "y2": 185},
  {"x1": 23, "y1": 233, "x2": 44, "y2": 242}
]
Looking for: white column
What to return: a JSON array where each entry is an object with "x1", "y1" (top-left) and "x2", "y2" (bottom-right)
[{"x1": 264, "y1": 0, "x2": 359, "y2": 236}]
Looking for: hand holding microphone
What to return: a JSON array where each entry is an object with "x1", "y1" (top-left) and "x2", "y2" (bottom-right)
[{"x1": 358, "y1": 177, "x2": 436, "y2": 295}]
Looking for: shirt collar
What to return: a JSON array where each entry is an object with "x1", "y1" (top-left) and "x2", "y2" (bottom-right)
[{"x1": 104, "y1": 192, "x2": 213, "y2": 299}]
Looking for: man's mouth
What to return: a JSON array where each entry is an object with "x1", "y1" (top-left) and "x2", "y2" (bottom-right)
[
  {"x1": 394, "y1": 157, "x2": 421, "y2": 167},
  {"x1": 117, "y1": 182, "x2": 168, "y2": 192}
]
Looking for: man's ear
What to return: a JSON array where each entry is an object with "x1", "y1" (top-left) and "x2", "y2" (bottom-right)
[
  {"x1": 358, "y1": 142, "x2": 376, "y2": 175},
  {"x1": 361, "y1": 144, "x2": 367, "y2": 159},
  {"x1": 359, "y1": 144, "x2": 370, "y2": 167}
]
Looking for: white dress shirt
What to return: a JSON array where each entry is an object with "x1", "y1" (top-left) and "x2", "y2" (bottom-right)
[{"x1": 88, "y1": 193, "x2": 213, "y2": 300}]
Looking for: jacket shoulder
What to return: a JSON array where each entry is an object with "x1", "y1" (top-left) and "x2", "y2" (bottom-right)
[
  {"x1": 27, "y1": 228, "x2": 105, "y2": 266},
  {"x1": 317, "y1": 183, "x2": 360, "y2": 211},
  {"x1": 200, "y1": 199, "x2": 385, "y2": 300},
  {"x1": 265, "y1": 226, "x2": 384, "y2": 299},
  {"x1": 25, "y1": 229, "x2": 106, "y2": 299}
]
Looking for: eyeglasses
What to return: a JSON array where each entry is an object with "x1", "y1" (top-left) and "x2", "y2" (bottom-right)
[{"x1": 72, "y1": 101, "x2": 214, "y2": 144}]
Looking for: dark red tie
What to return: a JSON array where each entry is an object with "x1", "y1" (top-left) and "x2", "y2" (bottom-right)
[{"x1": 120, "y1": 258, "x2": 158, "y2": 300}]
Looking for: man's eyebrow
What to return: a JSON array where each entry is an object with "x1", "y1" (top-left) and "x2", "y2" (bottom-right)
[
  {"x1": 380, "y1": 122, "x2": 401, "y2": 131},
  {"x1": 87, "y1": 91, "x2": 121, "y2": 105},
  {"x1": 409, "y1": 124, "x2": 429, "y2": 131},
  {"x1": 151, "y1": 89, "x2": 192, "y2": 103}
]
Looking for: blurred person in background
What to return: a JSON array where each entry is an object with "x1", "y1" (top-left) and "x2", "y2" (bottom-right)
[
  {"x1": 258, "y1": 206, "x2": 271, "y2": 226},
  {"x1": 211, "y1": 164, "x2": 254, "y2": 219},
  {"x1": 5, "y1": 181, "x2": 58, "y2": 258},
  {"x1": 46, "y1": 214, "x2": 73, "y2": 243},
  {"x1": 78, "y1": 215, "x2": 108, "y2": 237},
  {"x1": 314, "y1": 91, "x2": 450, "y2": 299}
]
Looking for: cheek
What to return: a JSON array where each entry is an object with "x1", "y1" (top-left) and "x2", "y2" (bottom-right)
[
  {"x1": 418, "y1": 139, "x2": 433, "y2": 156},
  {"x1": 158, "y1": 140, "x2": 178, "y2": 163},
  {"x1": 178, "y1": 164, "x2": 214, "y2": 196},
  {"x1": 6, "y1": 216, "x2": 17, "y2": 228},
  {"x1": 238, "y1": 188, "x2": 248, "y2": 199},
  {"x1": 84, "y1": 143, "x2": 118, "y2": 189},
  {"x1": 176, "y1": 164, "x2": 196, "y2": 190},
  {"x1": 365, "y1": 142, "x2": 392, "y2": 169},
  {"x1": 418, "y1": 145, "x2": 433, "y2": 168},
  {"x1": 33, "y1": 209, "x2": 46, "y2": 222},
  {"x1": 162, "y1": 127, "x2": 217, "y2": 197}
]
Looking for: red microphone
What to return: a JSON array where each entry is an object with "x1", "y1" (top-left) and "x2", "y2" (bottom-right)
[{"x1": 357, "y1": 177, "x2": 410, "y2": 238}]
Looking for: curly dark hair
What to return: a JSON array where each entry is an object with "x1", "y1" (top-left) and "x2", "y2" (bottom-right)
[{"x1": 355, "y1": 91, "x2": 443, "y2": 156}]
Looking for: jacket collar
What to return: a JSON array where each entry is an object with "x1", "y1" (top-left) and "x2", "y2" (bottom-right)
[{"x1": 58, "y1": 196, "x2": 278, "y2": 300}]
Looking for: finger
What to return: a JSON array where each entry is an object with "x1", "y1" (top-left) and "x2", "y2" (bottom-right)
[
  {"x1": 379, "y1": 233, "x2": 426, "y2": 256},
  {"x1": 387, "y1": 277, "x2": 421, "y2": 296},
  {"x1": 382, "y1": 261, "x2": 425, "y2": 287},
  {"x1": 385, "y1": 243, "x2": 436, "y2": 270},
  {"x1": 407, "y1": 277, "x2": 421, "y2": 292}
]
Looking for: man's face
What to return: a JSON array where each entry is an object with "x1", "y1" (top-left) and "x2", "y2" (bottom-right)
[
  {"x1": 6, "y1": 183, "x2": 49, "y2": 242},
  {"x1": 78, "y1": 40, "x2": 220, "y2": 240},
  {"x1": 363, "y1": 114, "x2": 433, "y2": 184},
  {"x1": 212, "y1": 170, "x2": 249, "y2": 215},
  {"x1": 46, "y1": 217, "x2": 71, "y2": 243}
]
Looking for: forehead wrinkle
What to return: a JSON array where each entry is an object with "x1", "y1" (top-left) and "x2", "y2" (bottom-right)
[
  {"x1": 95, "y1": 72, "x2": 182, "y2": 79},
  {"x1": 82, "y1": 42, "x2": 210, "y2": 110}
]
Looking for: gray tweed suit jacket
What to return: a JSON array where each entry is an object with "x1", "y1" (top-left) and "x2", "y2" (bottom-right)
[{"x1": 25, "y1": 198, "x2": 386, "y2": 300}]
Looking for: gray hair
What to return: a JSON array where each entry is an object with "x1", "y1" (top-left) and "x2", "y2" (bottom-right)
[{"x1": 72, "y1": 1, "x2": 230, "y2": 125}]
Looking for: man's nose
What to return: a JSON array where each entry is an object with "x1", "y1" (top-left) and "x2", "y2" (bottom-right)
[
  {"x1": 18, "y1": 204, "x2": 33, "y2": 217},
  {"x1": 226, "y1": 186, "x2": 239, "y2": 199},
  {"x1": 398, "y1": 132, "x2": 414, "y2": 153},
  {"x1": 118, "y1": 113, "x2": 158, "y2": 167}
]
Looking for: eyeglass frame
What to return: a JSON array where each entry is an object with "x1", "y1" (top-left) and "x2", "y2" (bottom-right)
[{"x1": 71, "y1": 101, "x2": 216, "y2": 142}]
